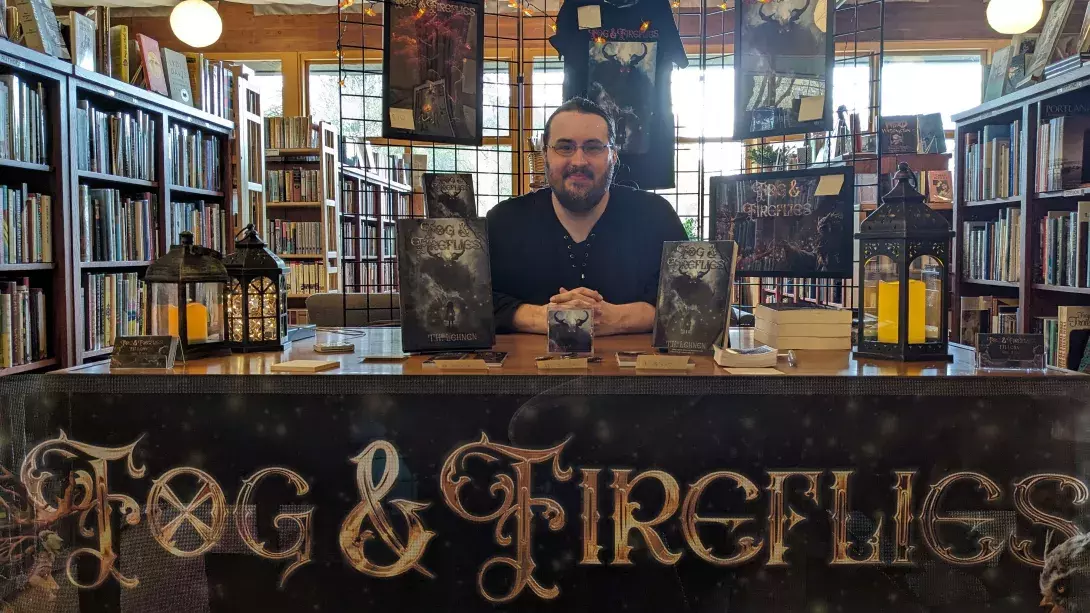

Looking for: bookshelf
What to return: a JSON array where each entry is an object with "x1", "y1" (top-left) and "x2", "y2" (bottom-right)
[
  {"x1": 228, "y1": 64, "x2": 266, "y2": 236},
  {"x1": 340, "y1": 164, "x2": 413, "y2": 295},
  {"x1": 264, "y1": 119, "x2": 339, "y2": 323},
  {"x1": 952, "y1": 63, "x2": 1090, "y2": 348}
]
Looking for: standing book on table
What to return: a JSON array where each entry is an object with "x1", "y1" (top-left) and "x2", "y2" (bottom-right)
[{"x1": 652, "y1": 240, "x2": 738, "y2": 354}]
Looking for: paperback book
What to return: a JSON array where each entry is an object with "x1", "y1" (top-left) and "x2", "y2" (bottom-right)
[
  {"x1": 423, "y1": 173, "x2": 477, "y2": 219},
  {"x1": 397, "y1": 218, "x2": 494, "y2": 352},
  {"x1": 547, "y1": 305, "x2": 593, "y2": 355},
  {"x1": 651, "y1": 240, "x2": 739, "y2": 354}
]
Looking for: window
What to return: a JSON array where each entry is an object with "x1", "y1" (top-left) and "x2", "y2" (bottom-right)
[
  {"x1": 246, "y1": 60, "x2": 284, "y2": 118},
  {"x1": 882, "y1": 54, "x2": 983, "y2": 129}
]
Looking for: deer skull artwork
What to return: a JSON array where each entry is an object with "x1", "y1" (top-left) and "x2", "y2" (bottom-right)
[
  {"x1": 588, "y1": 40, "x2": 657, "y2": 155},
  {"x1": 548, "y1": 308, "x2": 594, "y2": 354}
]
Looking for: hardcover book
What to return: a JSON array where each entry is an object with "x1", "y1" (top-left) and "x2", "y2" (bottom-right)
[
  {"x1": 880, "y1": 115, "x2": 917, "y2": 155},
  {"x1": 162, "y1": 47, "x2": 193, "y2": 106},
  {"x1": 69, "y1": 10, "x2": 95, "y2": 71},
  {"x1": 135, "y1": 34, "x2": 168, "y2": 96},
  {"x1": 1057, "y1": 306, "x2": 1090, "y2": 370},
  {"x1": 651, "y1": 240, "x2": 739, "y2": 354},
  {"x1": 916, "y1": 113, "x2": 946, "y2": 155},
  {"x1": 13, "y1": 0, "x2": 69, "y2": 59},
  {"x1": 108, "y1": 24, "x2": 128, "y2": 82},
  {"x1": 547, "y1": 305, "x2": 593, "y2": 355},
  {"x1": 423, "y1": 173, "x2": 477, "y2": 218},
  {"x1": 397, "y1": 218, "x2": 494, "y2": 352}
]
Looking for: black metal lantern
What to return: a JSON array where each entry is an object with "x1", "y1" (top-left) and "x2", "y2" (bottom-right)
[
  {"x1": 222, "y1": 225, "x2": 289, "y2": 353},
  {"x1": 855, "y1": 163, "x2": 955, "y2": 362},
  {"x1": 144, "y1": 231, "x2": 230, "y2": 359}
]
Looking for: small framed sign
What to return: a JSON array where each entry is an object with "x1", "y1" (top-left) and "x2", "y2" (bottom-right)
[
  {"x1": 976, "y1": 334, "x2": 1046, "y2": 370},
  {"x1": 110, "y1": 336, "x2": 180, "y2": 369}
]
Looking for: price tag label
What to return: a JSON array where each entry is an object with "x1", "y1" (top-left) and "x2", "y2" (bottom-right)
[
  {"x1": 577, "y1": 5, "x2": 601, "y2": 29},
  {"x1": 635, "y1": 354, "x2": 693, "y2": 370},
  {"x1": 436, "y1": 359, "x2": 489, "y2": 371},
  {"x1": 537, "y1": 357, "x2": 589, "y2": 370}
]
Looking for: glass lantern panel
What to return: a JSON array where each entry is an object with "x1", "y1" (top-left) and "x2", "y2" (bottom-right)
[
  {"x1": 182, "y1": 282, "x2": 225, "y2": 344},
  {"x1": 862, "y1": 255, "x2": 897, "y2": 342},
  {"x1": 149, "y1": 283, "x2": 180, "y2": 337},
  {"x1": 262, "y1": 316, "x2": 278, "y2": 341},
  {"x1": 909, "y1": 255, "x2": 943, "y2": 343},
  {"x1": 227, "y1": 280, "x2": 244, "y2": 342}
]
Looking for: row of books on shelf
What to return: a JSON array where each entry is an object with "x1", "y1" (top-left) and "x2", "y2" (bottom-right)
[
  {"x1": 963, "y1": 120, "x2": 1022, "y2": 202},
  {"x1": 962, "y1": 207, "x2": 1023, "y2": 283},
  {"x1": 265, "y1": 116, "x2": 318, "y2": 150},
  {"x1": 74, "y1": 101, "x2": 156, "y2": 181},
  {"x1": 0, "y1": 278, "x2": 47, "y2": 368},
  {"x1": 1041, "y1": 306, "x2": 1090, "y2": 371},
  {"x1": 78, "y1": 187, "x2": 157, "y2": 262},
  {"x1": 286, "y1": 262, "x2": 325, "y2": 296},
  {"x1": 344, "y1": 261, "x2": 397, "y2": 292},
  {"x1": 960, "y1": 296, "x2": 1020, "y2": 348},
  {"x1": 83, "y1": 271, "x2": 143, "y2": 351},
  {"x1": 341, "y1": 221, "x2": 378, "y2": 259},
  {"x1": 1036, "y1": 113, "x2": 1090, "y2": 193},
  {"x1": 0, "y1": 74, "x2": 47, "y2": 166},
  {"x1": 267, "y1": 219, "x2": 322, "y2": 255},
  {"x1": 0, "y1": 184, "x2": 51, "y2": 264},
  {"x1": 168, "y1": 125, "x2": 221, "y2": 192},
  {"x1": 382, "y1": 192, "x2": 412, "y2": 218},
  {"x1": 169, "y1": 200, "x2": 225, "y2": 253},
  {"x1": 266, "y1": 168, "x2": 320, "y2": 203}
]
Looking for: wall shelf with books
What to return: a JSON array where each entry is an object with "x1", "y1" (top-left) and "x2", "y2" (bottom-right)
[
  {"x1": 953, "y1": 65, "x2": 1090, "y2": 353},
  {"x1": 75, "y1": 170, "x2": 158, "y2": 188},
  {"x1": 79, "y1": 260, "x2": 152, "y2": 269},
  {"x1": 0, "y1": 159, "x2": 51, "y2": 172}
]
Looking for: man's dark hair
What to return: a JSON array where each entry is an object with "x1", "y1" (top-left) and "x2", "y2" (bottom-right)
[{"x1": 542, "y1": 97, "x2": 616, "y2": 148}]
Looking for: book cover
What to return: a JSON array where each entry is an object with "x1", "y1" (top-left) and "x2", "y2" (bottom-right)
[
  {"x1": 916, "y1": 113, "x2": 947, "y2": 154},
  {"x1": 396, "y1": 218, "x2": 494, "y2": 352},
  {"x1": 880, "y1": 115, "x2": 917, "y2": 155},
  {"x1": 135, "y1": 34, "x2": 168, "y2": 96},
  {"x1": 422, "y1": 173, "x2": 477, "y2": 219},
  {"x1": 547, "y1": 306, "x2": 593, "y2": 355},
  {"x1": 109, "y1": 24, "x2": 128, "y2": 82},
  {"x1": 927, "y1": 170, "x2": 954, "y2": 202},
  {"x1": 12, "y1": 0, "x2": 70, "y2": 60},
  {"x1": 1058, "y1": 306, "x2": 1090, "y2": 369},
  {"x1": 69, "y1": 11, "x2": 95, "y2": 71},
  {"x1": 184, "y1": 52, "x2": 205, "y2": 109},
  {"x1": 651, "y1": 240, "x2": 739, "y2": 355},
  {"x1": 162, "y1": 48, "x2": 193, "y2": 106}
]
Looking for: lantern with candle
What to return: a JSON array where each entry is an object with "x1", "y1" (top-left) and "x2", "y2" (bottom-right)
[
  {"x1": 144, "y1": 231, "x2": 230, "y2": 359},
  {"x1": 222, "y1": 225, "x2": 289, "y2": 353},
  {"x1": 855, "y1": 163, "x2": 954, "y2": 362}
]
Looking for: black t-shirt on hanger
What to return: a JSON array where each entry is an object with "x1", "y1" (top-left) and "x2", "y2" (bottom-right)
[{"x1": 550, "y1": 0, "x2": 687, "y2": 191}]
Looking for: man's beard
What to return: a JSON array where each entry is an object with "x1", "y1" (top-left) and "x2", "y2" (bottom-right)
[{"x1": 547, "y1": 159, "x2": 615, "y2": 214}]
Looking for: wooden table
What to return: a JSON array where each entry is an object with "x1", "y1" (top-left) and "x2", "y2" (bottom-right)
[{"x1": 54, "y1": 328, "x2": 1071, "y2": 377}]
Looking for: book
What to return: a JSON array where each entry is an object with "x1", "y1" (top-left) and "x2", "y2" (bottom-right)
[
  {"x1": 12, "y1": 0, "x2": 69, "y2": 60},
  {"x1": 0, "y1": 278, "x2": 46, "y2": 367},
  {"x1": 266, "y1": 167, "x2": 320, "y2": 203},
  {"x1": 168, "y1": 124, "x2": 221, "y2": 191},
  {"x1": 615, "y1": 351, "x2": 641, "y2": 367},
  {"x1": 962, "y1": 207, "x2": 1021, "y2": 283},
  {"x1": 162, "y1": 47, "x2": 193, "y2": 107},
  {"x1": 84, "y1": 272, "x2": 145, "y2": 351},
  {"x1": 90, "y1": 6, "x2": 109, "y2": 77},
  {"x1": 423, "y1": 173, "x2": 477, "y2": 219},
  {"x1": 264, "y1": 116, "x2": 319, "y2": 149},
  {"x1": 962, "y1": 118, "x2": 1023, "y2": 201},
  {"x1": 916, "y1": 113, "x2": 947, "y2": 155},
  {"x1": 68, "y1": 10, "x2": 95, "y2": 71},
  {"x1": 752, "y1": 332, "x2": 851, "y2": 351},
  {"x1": 135, "y1": 34, "x2": 168, "y2": 96},
  {"x1": 270, "y1": 359, "x2": 338, "y2": 373},
  {"x1": 1057, "y1": 306, "x2": 1090, "y2": 370},
  {"x1": 880, "y1": 115, "x2": 917, "y2": 155},
  {"x1": 74, "y1": 100, "x2": 156, "y2": 180},
  {"x1": 984, "y1": 44, "x2": 1014, "y2": 102},
  {"x1": 927, "y1": 170, "x2": 953, "y2": 203},
  {"x1": 108, "y1": 24, "x2": 128, "y2": 82},
  {"x1": 713, "y1": 344, "x2": 777, "y2": 368},
  {"x1": 753, "y1": 304, "x2": 852, "y2": 325},
  {"x1": 651, "y1": 240, "x2": 739, "y2": 355},
  {"x1": 396, "y1": 218, "x2": 494, "y2": 352},
  {"x1": 548, "y1": 305, "x2": 593, "y2": 355}
]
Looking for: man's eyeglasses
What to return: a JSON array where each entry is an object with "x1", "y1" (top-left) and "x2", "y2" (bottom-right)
[{"x1": 547, "y1": 142, "x2": 611, "y2": 158}]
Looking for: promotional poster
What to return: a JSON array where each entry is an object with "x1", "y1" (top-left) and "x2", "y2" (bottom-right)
[
  {"x1": 652, "y1": 240, "x2": 738, "y2": 354},
  {"x1": 423, "y1": 172, "x2": 477, "y2": 219},
  {"x1": 383, "y1": 0, "x2": 484, "y2": 145},
  {"x1": 396, "y1": 218, "x2": 494, "y2": 351},
  {"x1": 0, "y1": 375, "x2": 1088, "y2": 612},
  {"x1": 735, "y1": 0, "x2": 834, "y2": 139},
  {"x1": 710, "y1": 168, "x2": 854, "y2": 278}
]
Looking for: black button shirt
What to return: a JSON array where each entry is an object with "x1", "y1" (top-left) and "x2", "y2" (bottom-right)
[{"x1": 486, "y1": 185, "x2": 688, "y2": 333}]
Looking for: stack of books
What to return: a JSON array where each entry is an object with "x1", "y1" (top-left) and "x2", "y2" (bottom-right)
[
  {"x1": 963, "y1": 121, "x2": 1022, "y2": 201},
  {"x1": 0, "y1": 278, "x2": 48, "y2": 367},
  {"x1": 267, "y1": 219, "x2": 321, "y2": 255},
  {"x1": 169, "y1": 200, "x2": 225, "y2": 252},
  {"x1": 84, "y1": 271, "x2": 145, "y2": 350},
  {"x1": 753, "y1": 304, "x2": 852, "y2": 350},
  {"x1": 286, "y1": 262, "x2": 324, "y2": 296},
  {"x1": 265, "y1": 116, "x2": 318, "y2": 150},
  {"x1": 961, "y1": 296, "x2": 1020, "y2": 347},
  {"x1": 168, "y1": 125, "x2": 221, "y2": 192},
  {"x1": 74, "y1": 101, "x2": 156, "y2": 181},
  {"x1": 0, "y1": 75, "x2": 48, "y2": 165},
  {"x1": 1038, "y1": 203, "x2": 1090, "y2": 287},
  {"x1": 963, "y1": 207, "x2": 1022, "y2": 283},
  {"x1": 78, "y1": 187, "x2": 157, "y2": 262},
  {"x1": 1036, "y1": 108, "x2": 1090, "y2": 193},
  {"x1": 0, "y1": 184, "x2": 52, "y2": 264},
  {"x1": 266, "y1": 168, "x2": 321, "y2": 202}
]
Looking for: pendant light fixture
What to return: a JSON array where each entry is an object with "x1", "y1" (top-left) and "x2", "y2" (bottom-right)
[
  {"x1": 170, "y1": 0, "x2": 223, "y2": 48},
  {"x1": 986, "y1": 0, "x2": 1044, "y2": 35}
]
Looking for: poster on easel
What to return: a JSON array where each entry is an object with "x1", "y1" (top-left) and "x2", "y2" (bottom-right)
[{"x1": 383, "y1": 0, "x2": 484, "y2": 145}]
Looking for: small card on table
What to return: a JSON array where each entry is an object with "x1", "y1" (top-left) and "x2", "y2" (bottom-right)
[
  {"x1": 111, "y1": 336, "x2": 179, "y2": 369},
  {"x1": 976, "y1": 333, "x2": 1046, "y2": 370}
]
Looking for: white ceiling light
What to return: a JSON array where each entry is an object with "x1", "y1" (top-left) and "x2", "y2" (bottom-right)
[
  {"x1": 170, "y1": 0, "x2": 223, "y2": 48},
  {"x1": 986, "y1": 0, "x2": 1043, "y2": 34}
]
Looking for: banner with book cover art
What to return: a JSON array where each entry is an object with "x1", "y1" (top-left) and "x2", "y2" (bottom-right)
[
  {"x1": 734, "y1": 0, "x2": 834, "y2": 139},
  {"x1": 383, "y1": 0, "x2": 484, "y2": 146},
  {"x1": 710, "y1": 167, "x2": 853, "y2": 278}
]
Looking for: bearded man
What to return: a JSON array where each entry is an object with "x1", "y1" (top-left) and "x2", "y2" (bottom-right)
[{"x1": 487, "y1": 97, "x2": 688, "y2": 335}]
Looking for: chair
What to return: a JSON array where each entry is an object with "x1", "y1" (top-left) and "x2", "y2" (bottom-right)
[{"x1": 305, "y1": 293, "x2": 401, "y2": 327}]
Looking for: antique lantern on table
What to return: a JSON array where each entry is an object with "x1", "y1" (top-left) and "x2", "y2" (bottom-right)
[
  {"x1": 855, "y1": 163, "x2": 954, "y2": 362},
  {"x1": 222, "y1": 224, "x2": 289, "y2": 353},
  {"x1": 144, "y1": 231, "x2": 230, "y2": 359}
]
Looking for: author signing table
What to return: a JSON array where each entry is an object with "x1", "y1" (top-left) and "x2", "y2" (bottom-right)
[{"x1": 1, "y1": 329, "x2": 1088, "y2": 612}]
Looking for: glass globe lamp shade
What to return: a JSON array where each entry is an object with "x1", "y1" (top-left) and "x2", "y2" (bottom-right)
[
  {"x1": 170, "y1": 0, "x2": 223, "y2": 48},
  {"x1": 986, "y1": 0, "x2": 1043, "y2": 35}
]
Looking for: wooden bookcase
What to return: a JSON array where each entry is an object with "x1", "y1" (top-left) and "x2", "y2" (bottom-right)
[
  {"x1": 952, "y1": 63, "x2": 1090, "y2": 341},
  {"x1": 340, "y1": 165, "x2": 412, "y2": 294},
  {"x1": 229, "y1": 64, "x2": 266, "y2": 236},
  {"x1": 0, "y1": 39, "x2": 236, "y2": 369},
  {"x1": 264, "y1": 121, "x2": 340, "y2": 317}
]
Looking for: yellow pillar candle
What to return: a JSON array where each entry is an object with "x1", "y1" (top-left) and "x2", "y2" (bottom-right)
[
  {"x1": 877, "y1": 279, "x2": 926, "y2": 344},
  {"x1": 167, "y1": 302, "x2": 210, "y2": 343}
]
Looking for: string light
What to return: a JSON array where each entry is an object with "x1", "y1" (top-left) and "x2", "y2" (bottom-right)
[
  {"x1": 364, "y1": 3, "x2": 376, "y2": 16},
  {"x1": 339, "y1": 78, "x2": 346, "y2": 88},
  {"x1": 719, "y1": 1, "x2": 728, "y2": 9},
  {"x1": 639, "y1": 20, "x2": 650, "y2": 31},
  {"x1": 339, "y1": 0, "x2": 354, "y2": 9},
  {"x1": 550, "y1": 22, "x2": 557, "y2": 32},
  {"x1": 594, "y1": 35, "x2": 607, "y2": 44},
  {"x1": 671, "y1": 0, "x2": 680, "y2": 7},
  {"x1": 415, "y1": 6, "x2": 426, "y2": 17}
]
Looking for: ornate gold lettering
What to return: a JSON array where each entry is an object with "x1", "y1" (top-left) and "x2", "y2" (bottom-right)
[
  {"x1": 766, "y1": 471, "x2": 821, "y2": 566},
  {"x1": 918, "y1": 471, "x2": 1003, "y2": 566},
  {"x1": 439, "y1": 434, "x2": 572, "y2": 603},
  {"x1": 146, "y1": 467, "x2": 228, "y2": 558},
  {"x1": 579, "y1": 468, "x2": 602, "y2": 565},
  {"x1": 1008, "y1": 473, "x2": 1089, "y2": 567},
  {"x1": 829, "y1": 470, "x2": 882, "y2": 565},
  {"x1": 235, "y1": 467, "x2": 314, "y2": 587},
  {"x1": 20, "y1": 431, "x2": 146, "y2": 589},
  {"x1": 680, "y1": 471, "x2": 763, "y2": 566},
  {"x1": 611, "y1": 469, "x2": 682, "y2": 565},
  {"x1": 892, "y1": 471, "x2": 916, "y2": 565},
  {"x1": 339, "y1": 440, "x2": 435, "y2": 579}
]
